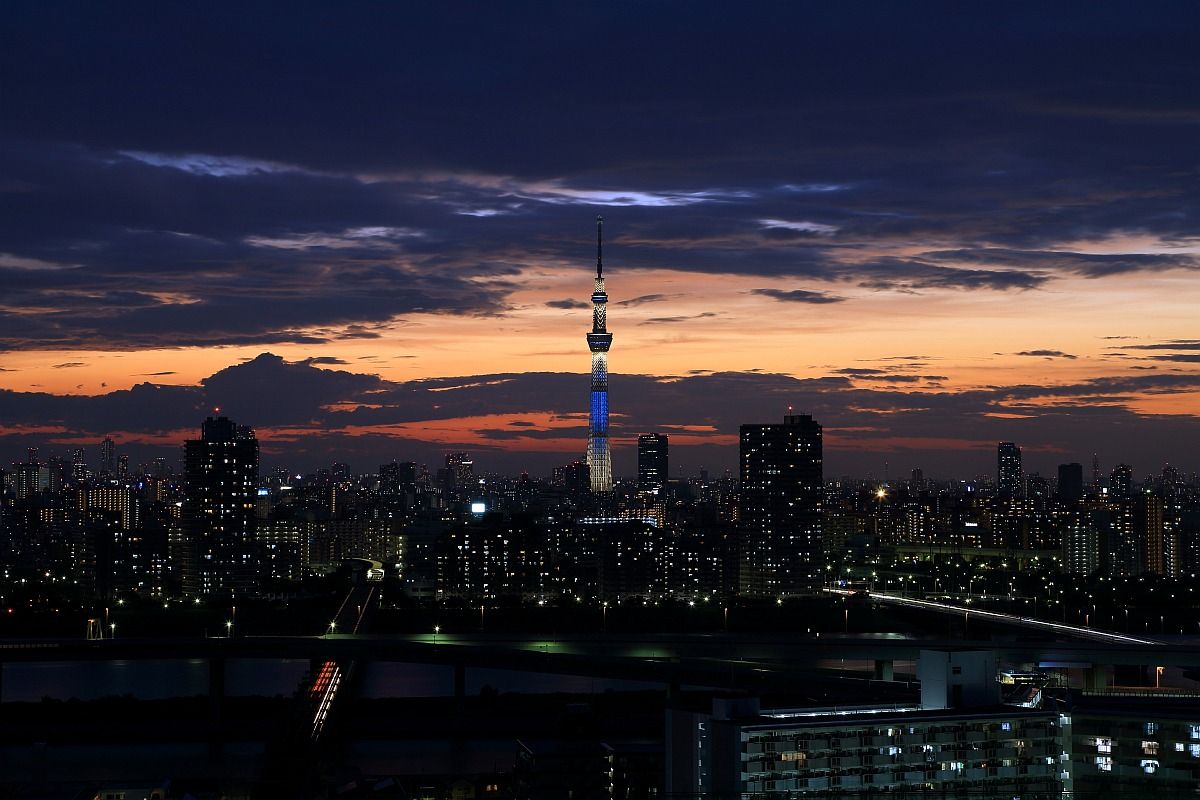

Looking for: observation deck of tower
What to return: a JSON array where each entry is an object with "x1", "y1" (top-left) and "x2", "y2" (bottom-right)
[{"x1": 586, "y1": 216, "x2": 613, "y2": 493}]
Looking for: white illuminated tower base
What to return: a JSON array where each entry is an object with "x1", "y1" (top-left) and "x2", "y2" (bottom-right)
[{"x1": 586, "y1": 217, "x2": 613, "y2": 493}]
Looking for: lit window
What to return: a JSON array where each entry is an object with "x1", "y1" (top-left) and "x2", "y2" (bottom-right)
[
  {"x1": 1146, "y1": 722, "x2": 1160, "y2": 735},
  {"x1": 1143, "y1": 741, "x2": 1160, "y2": 755},
  {"x1": 1095, "y1": 756, "x2": 1113, "y2": 772},
  {"x1": 1142, "y1": 759, "x2": 1159, "y2": 774}
]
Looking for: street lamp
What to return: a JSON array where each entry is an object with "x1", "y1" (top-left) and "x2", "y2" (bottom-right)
[{"x1": 225, "y1": 620, "x2": 233, "y2": 637}]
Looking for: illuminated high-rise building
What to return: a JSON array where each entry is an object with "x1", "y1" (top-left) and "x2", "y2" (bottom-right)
[
  {"x1": 445, "y1": 452, "x2": 474, "y2": 499},
  {"x1": 738, "y1": 414, "x2": 823, "y2": 597},
  {"x1": 1109, "y1": 463, "x2": 1133, "y2": 499},
  {"x1": 637, "y1": 433, "x2": 668, "y2": 496},
  {"x1": 71, "y1": 447, "x2": 88, "y2": 484},
  {"x1": 100, "y1": 436, "x2": 115, "y2": 476},
  {"x1": 997, "y1": 442, "x2": 1022, "y2": 498},
  {"x1": 586, "y1": 216, "x2": 613, "y2": 493},
  {"x1": 181, "y1": 416, "x2": 259, "y2": 597}
]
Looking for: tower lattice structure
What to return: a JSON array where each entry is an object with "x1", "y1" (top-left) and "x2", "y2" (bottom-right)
[{"x1": 586, "y1": 216, "x2": 613, "y2": 493}]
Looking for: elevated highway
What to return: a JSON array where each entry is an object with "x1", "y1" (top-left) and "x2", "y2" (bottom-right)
[
  {"x1": 0, "y1": 630, "x2": 1193, "y2": 682},
  {"x1": 824, "y1": 587, "x2": 1161, "y2": 646}
]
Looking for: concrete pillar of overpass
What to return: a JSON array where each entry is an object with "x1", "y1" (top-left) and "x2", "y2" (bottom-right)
[
  {"x1": 666, "y1": 664, "x2": 681, "y2": 708},
  {"x1": 208, "y1": 656, "x2": 226, "y2": 763},
  {"x1": 1082, "y1": 665, "x2": 1107, "y2": 692},
  {"x1": 208, "y1": 657, "x2": 225, "y2": 727},
  {"x1": 454, "y1": 662, "x2": 466, "y2": 714},
  {"x1": 873, "y1": 659, "x2": 894, "y2": 682}
]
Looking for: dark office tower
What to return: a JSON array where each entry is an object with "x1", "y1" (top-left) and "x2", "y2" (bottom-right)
[
  {"x1": 446, "y1": 452, "x2": 473, "y2": 487},
  {"x1": 379, "y1": 461, "x2": 402, "y2": 496},
  {"x1": 637, "y1": 433, "x2": 669, "y2": 496},
  {"x1": 560, "y1": 460, "x2": 591, "y2": 501},
  {"x1": 1110, "y1": 464, "x2": 1133, "y2": 499},
  {"x1": 117, "y1": 454, "x2": 129, "y2": 480},
  {"x1": 738, "y1": 414, "x2": 823, "y2": 597},
  {"x1": 1091, "y1": 453, "x2": 1101, "y2": 493},
  {"x1": 1161, "y1": 463, "x2": 1181, "y2": 496},
  {"x1": 1026, "y1": 473, "x2": 1049, "y2": 502},
  {"x1": 26, "y1": 447, "x2": 38, "y2": 465},
  {"x1": 100, "y1": 437, "x2": 115, "y2": 475},
  {"x1": 181, "y1": 416, "x2": 259, "y2": 597},
  {"x1": 443, "y1": 452, "x2": 474, "y2": 501},
  {"x1": 910, "y1": 468, "x2": 925, "y2": 492},
  {"x1": 997, "y1": 442, "x2": 1022, "y2": 498},
  {"x1": 586, "y1": 216, "x2": 613, "y2": 493},
  {"x1": 1057, "y1": 463, "x2": 1084, "y2": 504}
]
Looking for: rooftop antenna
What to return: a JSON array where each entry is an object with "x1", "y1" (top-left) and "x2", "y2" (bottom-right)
[{"x1": 596, "y1": 215, "x2": 604, "y2": 277}]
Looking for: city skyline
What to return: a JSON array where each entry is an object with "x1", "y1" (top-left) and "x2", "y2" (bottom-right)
[
  {"x1": 3, "y1": 3, "x2": 1200, "y2": 476},
  {"x1": 8, "y1": 6, "x2": 1200, "y2": 796}
]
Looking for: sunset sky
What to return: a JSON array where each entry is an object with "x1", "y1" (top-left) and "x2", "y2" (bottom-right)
[{"x1": 3, "y1": 2, "x2": 1200, "y2": 479}]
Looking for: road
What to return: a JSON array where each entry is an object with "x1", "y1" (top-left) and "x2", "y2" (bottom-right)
[
  {"x1": 308, "y1": 577, "x2": 379, "y2": 740},
  {"x1": 824, "y1": 587, "x2": 1160, "y2": 646}
]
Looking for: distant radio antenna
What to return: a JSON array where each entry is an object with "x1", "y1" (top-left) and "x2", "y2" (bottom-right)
[{"x1": 596, "y1": 215, "x2": 604, "y2": 277}]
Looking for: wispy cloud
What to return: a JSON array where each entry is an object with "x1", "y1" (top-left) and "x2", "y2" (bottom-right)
[
  {"x1": 640, "y1": 312, "x2": 718, "y2": 325},
  {"x1": 1125, "y1": 340, "x2": 1200, "y2": 351},
  {"x1": 616, "y1": 293, "x2": 677, "y2": 307},
  {"x1": 117, "y1": 150, "x2": 314, "y2": 178},
  {"x1": 1015, "y1": 350, "x2": 1078, "y2": 359},
  {"x1": 758, "y1": 218, "x2": 839, "y2": 236},
  {"x1": 245, "y1": 227, "x2": 423, "y2": 250},
  {"x1": 545, "y1": 298, "x2": 590, "y2": 310},
  {"x1": 752, "y1": 288, "x2": 845, "y2": 304}
]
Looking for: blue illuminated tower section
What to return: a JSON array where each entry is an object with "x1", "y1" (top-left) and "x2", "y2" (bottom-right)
[{"x1": 586, "y1": 216, "x2": 614, "y2": 493}]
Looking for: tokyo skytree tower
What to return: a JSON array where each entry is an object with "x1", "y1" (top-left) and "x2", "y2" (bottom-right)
[{"x1": 586, "y1": 216, "x2": 613, "y2": 493}]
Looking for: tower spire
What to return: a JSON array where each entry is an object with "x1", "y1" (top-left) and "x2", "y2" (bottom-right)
[
  {"x1": 586, "y1": 218, "x2": 614, "y2": 494},
  {"x1": 596, "y1": 215, "x2": 604, "y2": 277}
]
